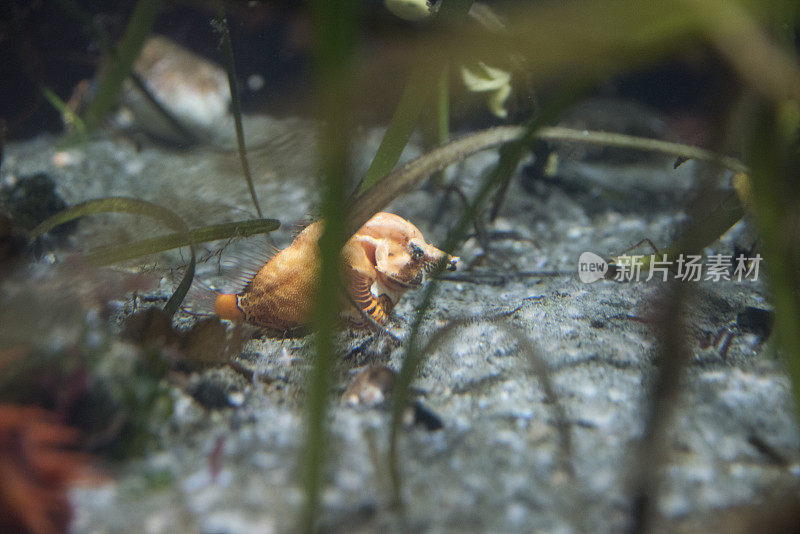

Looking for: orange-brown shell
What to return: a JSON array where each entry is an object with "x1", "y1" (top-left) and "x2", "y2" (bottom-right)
[
  {"x1": 233, "y1": 221, "x2": 322, "y2": 331},
  {"x1": 213, "y1": 212, "x2": 457, "y2": 332}
]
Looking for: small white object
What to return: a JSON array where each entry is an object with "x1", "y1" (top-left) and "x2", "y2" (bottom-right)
[
  {"x1": 385, "y1": 0, "x2": 431, "y2": 21},
  {"x1": 227, "y1": 391, "x2": 245, "y2": 406},
  {"x1": 247, "y1": 73, "x2": 265, "y2": 92},
  {"x1": 52, "y1": 151, "x2": 81, "y2": 167}
]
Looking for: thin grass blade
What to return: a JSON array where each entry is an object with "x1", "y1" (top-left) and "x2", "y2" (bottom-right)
[
  {"x1": 387, "y1": 85, "x2": 587, "y2": 508},
  {"x1": 301, "y1": 0, "x2": 361, "y2": 531},
  {"x1": 81, "y1": 0, "x2": 160, "y2": 130},
  {"x1": 29, "y1": 197, "x2": 196, "y2": 317},
  {"x1": 213, "y1": 4, "x2": 264, "y2": 218},
  {"x1": 84, "y1": 218, "x2": 279, "y2": 266}
]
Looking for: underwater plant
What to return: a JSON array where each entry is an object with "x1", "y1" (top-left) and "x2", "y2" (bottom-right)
[
  {"x1": 2, "y1": 0, "x2": 799, "y2": 532},
  {"x1": 0, "y1": 404, "x2": 88, "y2": 534}
]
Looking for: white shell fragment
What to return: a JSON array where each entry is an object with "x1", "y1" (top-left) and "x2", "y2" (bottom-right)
[
  {"x1": 343, "y1": 366, "x2": 396, "y2": 407},
  {"x1": 122, "y1": 36, "x2": 231, "y2": 143},
  {"x1": 384, "y1": 0, "x2": 432, "y2": 21}
]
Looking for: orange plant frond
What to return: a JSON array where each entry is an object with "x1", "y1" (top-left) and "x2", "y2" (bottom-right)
[{"x1": 0, "y1": 405, "x2": 89, "y2": 534}]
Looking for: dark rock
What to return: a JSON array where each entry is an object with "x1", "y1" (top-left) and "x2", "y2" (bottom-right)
[
  {"x1": 0, "y1": 172, "x2": 74, "y2": 236},
  {"x1": 736, "y1": 306, "x2": 773, "y2": 339},
  {"x1": 187, "y1": 371, "x2": 237, "y2": 410}
]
